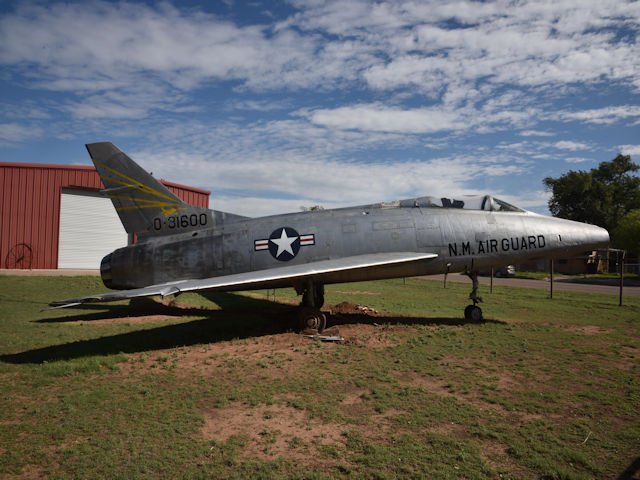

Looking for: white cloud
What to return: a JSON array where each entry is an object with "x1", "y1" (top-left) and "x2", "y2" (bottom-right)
[
  {"x1": 564, "y1": 157, "x2": 592, "y2": 163},
  {"x1": 228, "y1": 99, "x2": 290, "y2": 112},
  {"x1": 519, "y1": 130, "x2": 555, "y2": 137},
  {"x1": 557, "y1": 106, "x2": 640, "y2": 125},
  {"x1": 0, "y1": 123, "x2": 42, "y2": 143},
  {"x1": 0, "y1": 0, "x2": 637, "y2": 215},
  {"x1": 306, "y1": 104, "x2": 463, "y2": 134},
  {"x1": 553, "y1": 141, "x2": 590, "y2": 151},
  {"x1": 618, "y1": 145, "x2": 640, "y2": 156},
  {"x1": 163, "y1": 154, "x2": 536, "y2": 217},
  {"x1": 125, "y1": 117, "x2": 530, "y2": 216},
  {"x1": 1, "y1": 0, "x2": 638, "y2": 108}
]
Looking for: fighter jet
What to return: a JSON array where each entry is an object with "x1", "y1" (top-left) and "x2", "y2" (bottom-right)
[{"x1": 50, "y1": 142, "x2": 610, "y2": 329}]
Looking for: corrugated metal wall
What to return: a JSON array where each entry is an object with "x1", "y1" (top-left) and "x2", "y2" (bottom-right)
[
  {"x1": 0, "y1": 163, "x2": 210, "y2": 269},
  {"x1": 161, "y1": 179, "x2": 210, "y2": 208}
]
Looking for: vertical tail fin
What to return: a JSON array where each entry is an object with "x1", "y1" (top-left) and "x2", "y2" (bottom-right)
[{"x1": 87, "y1": 142, "x2": 212, "y2": 237}]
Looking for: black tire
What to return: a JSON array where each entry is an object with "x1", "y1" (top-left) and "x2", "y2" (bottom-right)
[
  {"x1": 297, "y1": 307, "x2": 326, "y2": 332},
  {"x1": 469, "y1": 305, "x2": 483, "y2": 322},
  {"x1": 464, "y1": 305, "x2": 474, "y2": 320}
]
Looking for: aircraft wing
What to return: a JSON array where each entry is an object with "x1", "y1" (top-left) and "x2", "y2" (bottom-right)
[{"x1": 49, "y1": 252, "x2": 438, "y2": 308}]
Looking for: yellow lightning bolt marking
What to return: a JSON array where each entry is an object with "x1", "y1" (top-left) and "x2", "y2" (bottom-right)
[
  {"x1": 95, "y1": 160, "x2": 178, "y2": 202},
  {"x1": 95, "y1": 160, "x2": 185, "y2": 217},
  {"x1": 107, "y1": 194, "x2": 186, "y2": 211}
]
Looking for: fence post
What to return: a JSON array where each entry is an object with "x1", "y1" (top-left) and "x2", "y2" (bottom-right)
[
  {"x1": 490, "y1": 267, "x2": 494, "y2": 293},
  {"x1": 619, "y1": 251, "x2": 625, "y2": 307}
]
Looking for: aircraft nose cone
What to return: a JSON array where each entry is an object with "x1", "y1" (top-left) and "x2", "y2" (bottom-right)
[
  {"x1": 585, "y1": 223, "x2": 610, "y2": 249},
  {"x1": 576, "y1": 223, "x2": 609, "y2": 250}
]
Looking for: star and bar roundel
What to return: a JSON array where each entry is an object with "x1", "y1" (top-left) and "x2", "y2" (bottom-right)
[{"x1": 254, "y1": 227, "x2": 315, "y2": 261}]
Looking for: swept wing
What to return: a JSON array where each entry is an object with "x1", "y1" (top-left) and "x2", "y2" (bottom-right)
[{"x1": 49, "y1": 252, "x2": 438, "y2": 308}]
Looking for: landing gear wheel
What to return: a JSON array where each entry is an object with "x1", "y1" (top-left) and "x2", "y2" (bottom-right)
[
  {"x1": 464, "y1": 305, "x2": 483, "y2": 322},
  {"x1": 297, "y1": 307, "x2": 326, "y2": 332},
  {"x1": 464, "y1": 305, "x2": 473, "y2": 319}
]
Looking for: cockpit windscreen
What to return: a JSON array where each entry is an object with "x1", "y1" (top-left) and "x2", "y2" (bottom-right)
[{"x1": 404, "y1": 195, "x2": 524, "y2": 212}]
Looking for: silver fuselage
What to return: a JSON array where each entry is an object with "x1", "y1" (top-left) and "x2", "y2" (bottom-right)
[{"x1": 102, "y1": 201, "x2": 609, "y2": 290}]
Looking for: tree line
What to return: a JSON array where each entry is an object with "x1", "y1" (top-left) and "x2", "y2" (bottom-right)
[{"x1": 543, "y1": 154, "x2": 640, "y2": 257}]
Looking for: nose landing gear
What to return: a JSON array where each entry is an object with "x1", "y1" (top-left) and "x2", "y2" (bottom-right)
[{"x1": 464, "y1": 271, "x2": 483, "y2": 322}]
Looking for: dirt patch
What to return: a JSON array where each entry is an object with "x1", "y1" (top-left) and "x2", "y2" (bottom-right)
[
  {"x1": 371, "y1": 408, "x2": 406, "y2": 433},
  {"x1": 616, "y1": 346, "x2": 640, "y2": 372},
  {"x1": 393, "y1": 369, "x2": 563, "y2": 424},
  {"x1": 201, "y1": 402, "x2": 346, "y2": 463},
  {"x1": 329, "y1": 302, "x2": 380, "y2": 316},
  {"x1": 340, "y1": 389, "x2": 369, "y2": 406},
  {"x1": 479, "y1": 439, "x2": 515, "y2": 474},
  {"x1": 428, "y1": 421, "x2": 468, "y2": 437},
  {"x1": 394, "y1": 371, "x2": 454, "y2": 397},
  {"x1": 338, "y1": 324, "x2": 401, "y2": 349},
  {"x1": 561, "y1": 325, "x2": 611, "y2": 335},
  {"x1": 119, "y1": 322, "x2": 402, "y2": 377},
  {"x1": 494, "y1": 372, "x2": 524, "y2": 392}
]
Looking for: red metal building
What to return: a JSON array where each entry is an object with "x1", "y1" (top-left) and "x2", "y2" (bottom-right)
[{"x1": 0, "y1": 162, "x2": 210, "y2": 269}]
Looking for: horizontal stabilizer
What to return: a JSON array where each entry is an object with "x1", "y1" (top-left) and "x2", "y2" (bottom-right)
[{"x1": 49, "y1": 252, "x2": 438, "y2": 308}]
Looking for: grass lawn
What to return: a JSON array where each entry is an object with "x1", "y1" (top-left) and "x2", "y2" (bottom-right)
[{"x1": 0, "y1": 275, "x2": 638, "y2": 479}]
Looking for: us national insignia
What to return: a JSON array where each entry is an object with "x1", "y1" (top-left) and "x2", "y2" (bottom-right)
[{"x1": 254, "y1": 227, "x2": 315, "y2": 261}]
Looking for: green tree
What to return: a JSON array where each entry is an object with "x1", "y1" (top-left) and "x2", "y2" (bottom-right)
[
  {"x1": 543, "y1": 154, "x2": 640, "y2": 232},
  {"x1": 612, "y1": 209, "x2": 640, "y2": 257}
]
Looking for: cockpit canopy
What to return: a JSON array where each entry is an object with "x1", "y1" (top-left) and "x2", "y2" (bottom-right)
[{"x1": 397, "y1": 195, "x2": 524, "y2": 212}]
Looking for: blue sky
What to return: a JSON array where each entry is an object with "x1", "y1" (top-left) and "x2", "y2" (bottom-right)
[{"x1": 1, "y1": 0, "x2": 639, "y2": 217}]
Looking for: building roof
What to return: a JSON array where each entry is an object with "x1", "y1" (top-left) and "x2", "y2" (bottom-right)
[{"x1": 0, "y1": 162, "x2": 210, "y2": 195}]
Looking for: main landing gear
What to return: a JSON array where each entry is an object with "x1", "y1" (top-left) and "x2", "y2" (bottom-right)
[
  {"x1": 464, "y1": 271, "x2": 483, "y2": 322},
  {"x1": 296, "y1": 282, "x2": 326, "y2": 332}
]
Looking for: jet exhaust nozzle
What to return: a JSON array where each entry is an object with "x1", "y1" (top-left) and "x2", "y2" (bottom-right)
[{"x1": 100, "y1": 253, "x2": 114, "y2": 289}]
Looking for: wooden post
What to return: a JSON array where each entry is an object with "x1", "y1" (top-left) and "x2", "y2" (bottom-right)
[
  {"x1": 619, "y1": 251, "x2": 625, "y2": 307},
  {"x1": 550, "y1": 259, "x2": 554, "y2": 299}
]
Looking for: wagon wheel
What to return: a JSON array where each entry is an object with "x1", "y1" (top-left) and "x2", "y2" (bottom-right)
[{"x1": 5, "y1": 243, "x2": 33, "y2": 269}]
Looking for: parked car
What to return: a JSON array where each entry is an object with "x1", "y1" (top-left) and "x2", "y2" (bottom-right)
[{"x1": 478, "y1": 265, "x2": 516, "y2": 277}]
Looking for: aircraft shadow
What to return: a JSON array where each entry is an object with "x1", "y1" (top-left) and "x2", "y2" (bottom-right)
[
  {"x1": 37, "y1": 301, "x2": 214, "y2": 323},
  {"x1": 326, "y1": 311, "x2": 505, "y2": 328},
  {"x1": 617, "y1": 457, "x2": 640, "y2": 480},
  {"x1": 3, "y1": 293, "x2": 499, "y2": 364},
  {"x1": 37, "y1": 292, "x2": 287, "y2": 323}
]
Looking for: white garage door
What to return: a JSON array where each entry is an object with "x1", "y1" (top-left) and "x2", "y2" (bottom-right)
[{"x1": 58, "y1": 189, "x2": 128, "y2": 269}]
